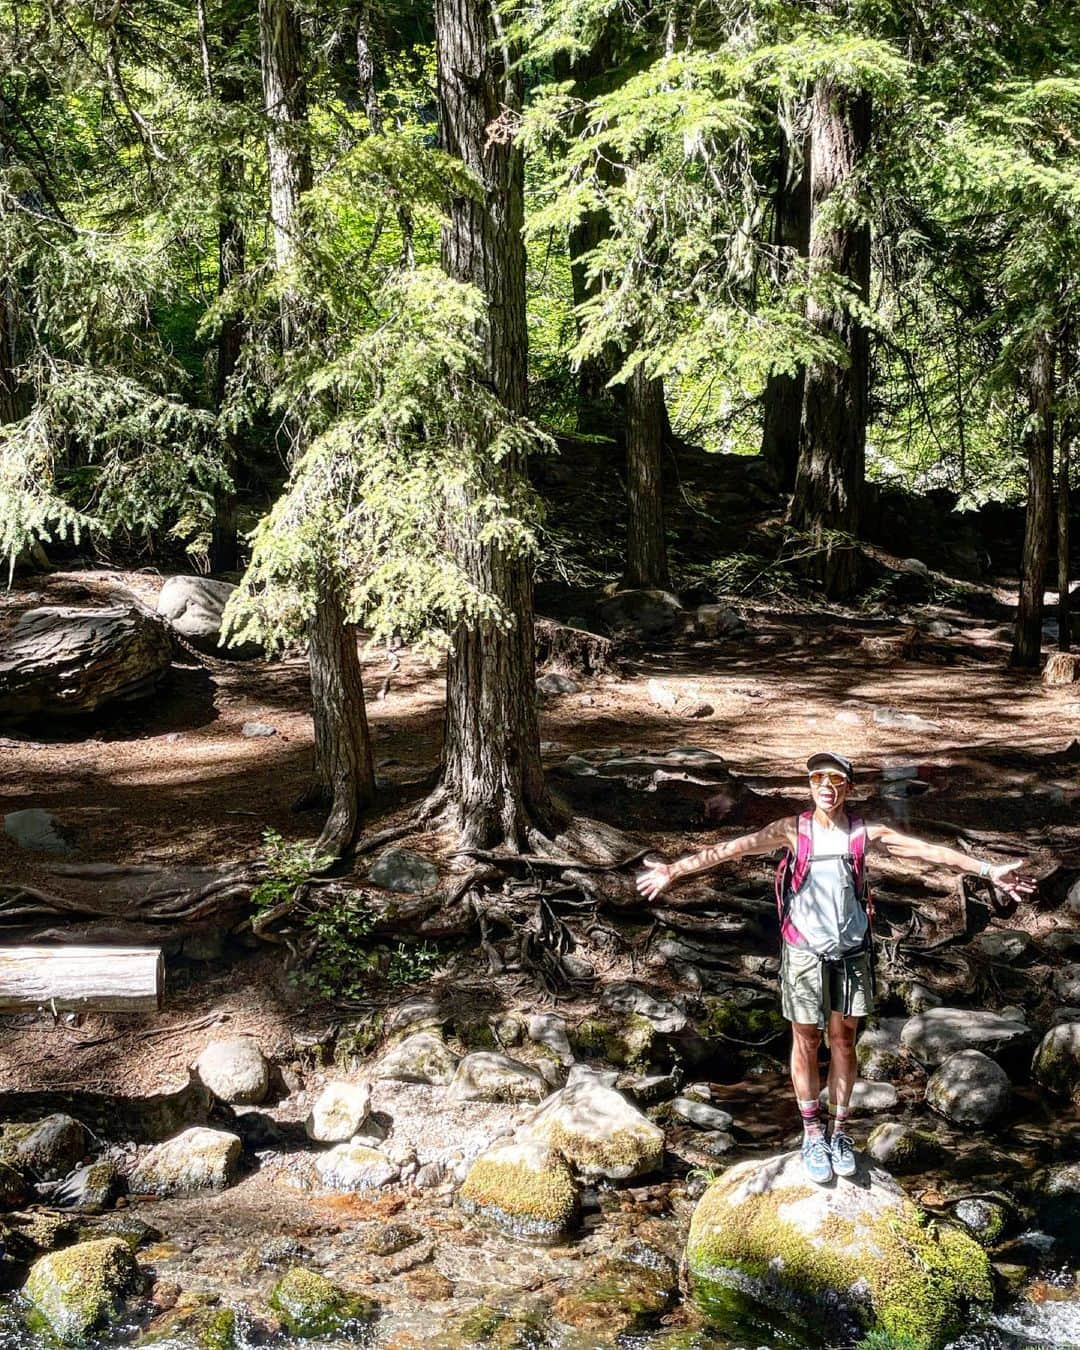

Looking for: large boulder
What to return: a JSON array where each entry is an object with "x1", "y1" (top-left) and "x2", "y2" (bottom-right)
[
  {"x1": 1053, "y1": 963, "x2": 1080, "y2": 1004},
  {"x1": 23, "y1": 1236, "x2": 138, "y2": 1344},
  {"x1": 925, "y1": 1049, "x2": 1011, "y2": 1126},
  {"x1": 686, "y1": 1152, "x2": 992, "y2": 1350},
  {"x1": 194, "y1": 1037, "x2": 270, "y2": 1105},
  {"x1": 367, "y1": 848, "x2": 439, "y2": 894},
  {"x1": 156, "y1": 575, "x2": 261, "y2": 658},
  {"x1": 900, "y1": 1007, "x2": 1031, "y2": 1067},
  {"x1": 0, "y1": 606, "x2": 172, "y2": 718},
  {"x1": 448, "y1": 1053, "x2": 548, "y2": 1104},
  {"x1": 305, "y1": 1082, "x2": 373, "y2": 1143},
  {"x1": 1031, "y1": 1022, "x2": 1080, "y2": 1104},
  {"x1": 129, "y1": 1127, "x2": 242, "y2": 1197},
  {"x1": 865, "y1": 1122, "x2": 938, "y2": 1172},
  {"x1": 1026, "y1": 1161, "x2": 1080, "y2": 1257},
  {"x1": 458, "y1": 1140, "x2": 579, "y2": 1243},
  {"x1": 599, "y1": 981, "x2": 687, "y2": 1034},
  {"x1": 268, "y1": 1267, "x2": 377, "y2": 1338},
  {"x1": 515, "y1": 1076, "x2": 664, "y2": 1180},
  {"x1": 313, "y1": 1144, "x2": 398, "y2": 1192},
  {"x1": 598, "y1": 588, "x2": 684, "y2": 639},
  {"x1": 373, "y1": 1032, "x2": 458, "y2": 1085},
  {"x1": 3, "y1": 808, "x2": 75, "y2": 856},
  {"x1": 0, "y1": 1114, "x2": 86, "y2": 1181}
]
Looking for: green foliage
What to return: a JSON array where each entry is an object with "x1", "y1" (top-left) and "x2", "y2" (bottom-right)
[{"x1": 250, "y1": 829, "x2": 333, "y2": 915}]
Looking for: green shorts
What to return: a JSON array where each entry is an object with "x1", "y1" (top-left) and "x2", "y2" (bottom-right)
[{"x1": 781, "y1": 942, "x2": 875, "y2": 1027}]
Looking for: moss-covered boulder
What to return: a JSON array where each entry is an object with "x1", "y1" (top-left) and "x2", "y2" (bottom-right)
[
  {"x1": 685, "y1": 1152, "x2": 992, "y2": 1350},
  {"x1": 458, "y1": 1140, "x2": 578, "y2": 1242},
  {"x1": 856, "y1": 1018, "x2": 911, "y2": 1083},
  {"x1": 0, "y1": 1113, "x2": 86, "y2": 1180},
  {"x1": 373, "y1": 1031, "x2": 459, "y2": 1085},
  {"x1": 448, "y1": 1052, "x2": 548, "y2": 1104},
  {"x1": 552, "y1": 1254, "x2": 677, "y2": 1341},
  {"x1": 865, "y1": 1122, "x2": 938, "y2": 1173},
  {"x1": 435, "y1": 1302, "x2": 552, "y2": 1348},
  {"x1": 569, "y1": 1014, "x2": 655, "y2": 1069},
  {"x1": 136, "y1": 1293, "x2": 238, "y2": 1349},
  {"x1": 23, "y1": 1236, "x2": 138, "y2": 1344},
  {"x1": 313, "y1": 1143, "x2": 398, "y2": 1191},
  {"x1": 129, "y1": 1127, "x2": 242, "y2": 1197},
  {"x1": 1031, "y1": 1022, "x2": 1080, "y2": 1104},
  {"x1": 268, "y1": 1267, "x2": 377, "y2": 1338},
  {"x1": 516, "y1": 1076, "x2": 664, "y2": 1180}
]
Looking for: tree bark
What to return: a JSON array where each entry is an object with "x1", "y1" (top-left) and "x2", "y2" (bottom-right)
[
  {"x1": 790, "y1": 80, "x2": 871, "y2": 599},
  {"x1": 1058, "y1": 329, "x2": 1072, "y2": 653},
  {"x1": 760, "y1": 126, "x2": 810, "y2": 494},
  {"x1": 259, "y1": 0, "x2": 374, "y2": 851},
  {"x1": 435, "y1": 0, "x2": 556, "y2": 849},
  {"x1": 1011, "y1": 331, "x2": 1055, "y2": 669},
  {"x1": 624, "y1": 360, "x2": 670, "y2": 588}
]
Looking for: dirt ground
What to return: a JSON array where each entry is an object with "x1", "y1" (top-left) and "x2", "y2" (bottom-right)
[{"x1": 1, "y1": 564, "x2": 1078, "y2": 1100}]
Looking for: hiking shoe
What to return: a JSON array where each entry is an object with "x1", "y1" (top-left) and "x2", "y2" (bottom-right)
[
  {"x1": 830, "y1": 1131, "x2": 857, "y2": 1178},
  {"x1": 801, "y1": 1135, "x2": 833, "y2": 1185}
]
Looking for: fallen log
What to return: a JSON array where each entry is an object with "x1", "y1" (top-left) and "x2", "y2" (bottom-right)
[{"x1": 0, "y1": 946, "x2": 163, "y2": 1012}]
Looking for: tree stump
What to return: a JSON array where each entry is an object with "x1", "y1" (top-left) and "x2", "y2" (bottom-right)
[{"x1": 1043, "y1": 651, "x2": 1080, "y2": 685}]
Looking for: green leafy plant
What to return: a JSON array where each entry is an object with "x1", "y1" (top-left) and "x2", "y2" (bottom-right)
[{"x1": 250, "y1": 829, "x2": 333, "y2": 915}]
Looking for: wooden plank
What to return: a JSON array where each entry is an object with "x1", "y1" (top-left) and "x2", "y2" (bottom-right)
[{"x1": 0, "y1": 946, "x2": 163, "y2": 1012}]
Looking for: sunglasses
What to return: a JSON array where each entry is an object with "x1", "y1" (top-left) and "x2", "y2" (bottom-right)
[{"x1": 809, "y1": 771, "x2": 848, "y2": 788}]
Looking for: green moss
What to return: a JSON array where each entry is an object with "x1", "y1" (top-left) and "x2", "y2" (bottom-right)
[
  {"x1": 570, "y1": 1015, "x2": 654, "y2": 1069},
  {"x1": 698, "y1": 999, "x2": 786, "y2": 1044},
  {"x1": 200, "y1": 1307, "x2": 238, "y2": 1350},
  {"x1": 439, "y1": 1303, "x2": 551, "y2": 1348},
  {"x1": 23, "y1": 1236, "x2": 136, "y2": 1344},
  {"x1": 333, "y1": 1013, "x2": 384, "y2": 1068},
  {"x1": 553, "y1": 1257, "x2": 676, "y2": 1336},
  {"x1": 458, "y1": 1152, "x2": 578, "y2": 1241},
  {"x1": 269, "y1": 1268, "x2": 377, "y2": 1338},
  {"x1": 687, "y1": 1177, "x2": 992, "y2": 1350},
  {"x1": 545, "y1": 1120, "x2": 663, "y2": 1177}
]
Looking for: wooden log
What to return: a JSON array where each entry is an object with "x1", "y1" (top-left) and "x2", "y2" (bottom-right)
[{"x1": 0, "y1": 946, "x2": 163, "y2": 1012}]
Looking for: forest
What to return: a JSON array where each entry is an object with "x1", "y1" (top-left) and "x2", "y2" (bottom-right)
[{"x1": 0, "y1": 1, "x2": 1079, "y2": 1348}]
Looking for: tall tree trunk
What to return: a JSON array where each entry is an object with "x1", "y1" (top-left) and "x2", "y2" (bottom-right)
[
  {"x1": 624, "y1": 361, "x2": 669, "y2": 588},
  {"x1": 1011, "y1": 331, "x2": 1055, "y2": 669},
  {"x1": 435, "y1": 0, "x2": 555, "y2": 849},
  {"x1": 790, "y1": 79, "x2": 871, "y2": 599},
  {"x1": 259, "y1": 0, "x2": 375, "y2": 852},
  {"x1": 1057, "y1": 329, "x2": 1071, "y2": 654},
  {"x1": 760, "y1": 126, "x2": 810, "y2": 494}
]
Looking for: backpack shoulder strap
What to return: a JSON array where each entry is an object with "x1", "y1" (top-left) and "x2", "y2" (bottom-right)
[
  {"x1": 775, "y1": 811, "x2": 812, "y2": 924},
  {"x1": 848, "y1": 814, "x2": 867, "y2": 892},
  {"x1": 790, "y1": 810, "x2": 815, "y2": 894}
]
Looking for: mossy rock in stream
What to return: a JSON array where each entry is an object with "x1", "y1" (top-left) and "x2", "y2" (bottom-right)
[
  {"x1": 435, "y1": 1301, "x2": 552, "y2": 1348},
  {"x1": 22, "y1": 1236, "x2": 139, "y2": 1344},
  {"x1": 569, "y1": 1015, "x2": 654, "y2": 1069},
  {"x1": 458, "y1": 1140, "x2": 579, "y2": 1242},
  {"x1": 686, "y1": 1152, "x2": 992, "y2": 1350},
  {"x1": 137, "y1": 1295, "x2": 239, "y2": 1350},
  {"x1": 553, "y1": 1255, "x2": 677, "y2": 1342},
  {"x1": 268, "y1": 1267, "x2": 377, "y2": 1338}
]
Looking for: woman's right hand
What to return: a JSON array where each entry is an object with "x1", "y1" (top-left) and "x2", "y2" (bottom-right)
[{"x1": 636, "y1": 860, "x2": 675, "y2": 902}]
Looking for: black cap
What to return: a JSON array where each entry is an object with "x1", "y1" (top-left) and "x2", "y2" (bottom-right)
[{"x1": 807, "y1": 750, "x2": 855, "y2": 783}]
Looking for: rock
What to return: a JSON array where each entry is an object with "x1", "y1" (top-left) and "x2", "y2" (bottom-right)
[
  {"x1": 600, "y1": 981, "x2": 687, "y2": 1034},
  {"x1": 536, "y1": 672, "x2": 580, "y2": 697},
  {"x1": 313, "y1": 1144, "x2": 398, "y2": 1192},
  {"x1": 1031, "y1": 1022, "x2": 1080, "y2": 1104},
  {"x1": 367, "y1": 848, "x2": 439, "y2": 894},
  {"x1": 129, "y1": 1127, "x2": 242, "y2": 1197},
  {"x1": 599, "y1": 588, "x2": 684, "y2": 639},
  {"x1": 415, "y1": 1160, "x2": 449, "y2": 1190},
  {"x1": 1051, "y1": 1006, "x2": 1080, "y2": 1025},
  {"x1": 305, "y1": 1082, "x2": 372, "y2": 1143},
  {"x1": 0, "y1": 605, "x2": 172, "y2": 718},
  {"x1": 686, "y1": 1151, "x2": 992, "y2": 1348},
  {"x1": 925, "y1": 620, "x2": 954, "y2": 638},
  {"x1": 268, "y1": 1268, "x2": 377, "y2": 1338},
  {"x1": 646, "y1": 678, "x2": 679, "y2": 713},
  {"x1": 865, "y1": 1122, "x2": 937, "y2": 1172},
  {"x1": 872, "y1": 706, "x2": 941, "y2": 733},
  {"x1": 619, "y1": 1071, "x2": 681, "y2": 1105},
  {"x1": 1053, "y1": 963, "x2": 1080, "y2": 1004},
  {"x1": 820, "y1": 1080, "x2": 899, "y2": 1112},
  {"x1": 901, "y1": 1007, "x2": 1031, "y2": 1066},
  {"x1": 1067, "y1": 877, "x2": 1080, "y2": 917},
  {"x1": 194, "y1": 1037, "x2": 269, "y2": 1105},
  {"x1": 553, "y1": 1253, "x2": 676, "y2": 1338},
  {"x1": 3, "y1": 808, "x2": 75, "y2": 855},
  {"x1": 672, "y1": 1098, "x2": 733, "y2": 1131},
  {"x1": 77, "y1": 1214, "x2": 161, "y2": 1252},
  {"x1": 385, "y1": 995, "x2": 447, "y2": 1040},
  {"x1": 835, "y1": 708, "x2": 862, "y2": 726},
  {"x1": 373, "y1": 1032, "x2": 458, "y2": 1085},
  {"x1": 241, "y1": 720, "x2": 276, "y2": 738},
  {"x1": 458, "y1": 1139, "x2": 579, "y2": 1243},
  {"x1": 926, "y1": 1049, "x2": 1011, "y2": 1126},
  {"x1": 898, "y1": 981, "x2": 942, "y2": 1014},
  {"x1": 448, "y1": 1053, "x2": 548, "y2": 1104},
  {"x1": 566, "y1": 1063, "x2": 619, "y2": 1089},
  {"x1": 569, "y1": 1014, "x2": 654, "y2": 1069},
  {"x1": 23, "y1": 1237, "x2": 138, "y2": 1344},
  {"x1": 156, "y1": 575, "x2": 261, "y2": 659},
  {"x1": 856, "y1": 1018, "x2": 910, "y2": 1082},
  {"x1": 953, "y1": 1197, "x2": 1012, "y2": 1247},
  {"x1": 527, "y1": 1013, "x2": 573, "y2": 1065},
  {"x1": 695, "y1": 605, "x2": 744, "y2": 638},
  {"x1": 0, "y1": 1160, "x2": 28, "y2": 1208},
  {"x1": 971, "y1": 930, "x2": 1031, "y2": 963},
  {"x1": 0, "y1": 1114, "x2": 86, "y2": 1181},
  {"x1": 48, "y1": 1160, "x2": 120, "y2": 1213},
  {"x1": 899, "y1": 557, "x2": 930, "y2": 577},
  {"x1": 516, "y1": 1077, "x2": 664, "y2": 1180},
  {"x1": 1027, "y1": 1161, "x2": 1080, "y2": 1256}
]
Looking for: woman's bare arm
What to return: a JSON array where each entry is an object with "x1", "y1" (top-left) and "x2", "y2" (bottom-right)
[
  {"x1": 636, "y1": 816, "x2": 796, "y2": 902},
  {"x1": 867, "y1": 823, "x2": 1035, "y2": 901}
]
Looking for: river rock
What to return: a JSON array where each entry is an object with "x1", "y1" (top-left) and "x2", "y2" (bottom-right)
[
  {"x1": 926, "y1": 1049, "x2": 1011, "y2": 1126},
  {"x1": 536, "y1": 672, "x2": 580, "y2": 697},
  {"x1": 672, "y1": 1098, "x2": 733, "y2": 1131},
  {"x1": 516, "y1": 1078, "x2": 664, "y2": 1180},
  {"x1": 600, "y1": 981, "x2": 687, "y2": 1034},
  {"x1": 458, "y1": 1139, "x2": 579, "y2": 1242},
  {"x1": 373, "y1": 1031, "x2": 458, "y2": 1085},
  {"x1": 448, "y1": 1052, "x2": 548, "y2": 1104},
  {"x1": 269, "y1": 1268, "x2": 377, "y2": 1338},
  {"x1": 0, "y1": 1114, "x2": 86, "y2": 1181},
  {"x1": 367, "y1": 848, "x2": 439, "y2": 894},
  {"x1": 23, "y1": 1237, "x2": 138, "y2": 1343},
  {"x1": 686, "y1": 1151, "x2": 992, "y2": 1348},
  {"x1": 820, "y1": 1080, "x2": 899, "y2": 1113},
  {"x1": 3, "y1": 808, "x2": 75, "y2": 855},
  {"x1": 527, "y1": 1013, "x2": 573, "y2": 1064},
  {"x1": 872, "y1": 706, "x2": 941, "y2": 733},
  {"x1": 953, "y1": 1197, "x2": 1012, "y2": 1247},
  {"x1": 241, "y1": 720, "x2": 276, "y2": 737},
  {"x1": 1031, "y1": 1022, "x2": 1080, "y2": 1104},
  {"x1": 48, "y1": 1159, "x2": 120, "y2": 1213},
  {"x1": 971, "y1": 930, "x2": 1031, "y2": 963},
  {"x1": 313, "y1": 1144, "x2": 398, "y2": 1191},
  {"x1": 156, "y1": 575, "x2": 261, "y2": 659},
  {"x1": 695, "y1": 604, "x2": 744, "y2": 637},
  {"x1": 865, "y1": 1122, "x2": 937, "y2": 1172},
  {"x1": 553, "y1": 1252, "x2": 677, "y2": 1338},
  {"x1": 194, "y1": 1037, "x2": 270, "y2": 1105},
  {"x1": 900, "y1": 1007, "x2": 1031, "y2": 1066},
  {"x1": 0, "y1": 605, "x2": 172, "y2": 718},
  {"x1": 1053, "y1": 963, "x2": 1080, "y2": 1004},
  {"x1": 1027, "y1": 1162, "x2": 1080, "y2": 1256},
  {"x1": 305, "y1": 1082, "x2": 373, "y2": 1143},
  {"x1": 898, "y1": 981, "x2": 942, "y2": 1014},
  {"x1": 856, "y1": 1018, "x2": 910, "y2": 1081},
  {"x1": 1067, "y1": 877, "x2": 1080, "y2": 916},
  {"x1": 599, "y1": 588, "x2": 684, "y2": 639},
  {"x1": 129, "y1": 1127, "x2": 242, "y2": 1196}
]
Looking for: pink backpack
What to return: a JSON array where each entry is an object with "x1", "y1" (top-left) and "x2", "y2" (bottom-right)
[{"x1": 774, "y1": 810, "x2": 872, "y2": 941}]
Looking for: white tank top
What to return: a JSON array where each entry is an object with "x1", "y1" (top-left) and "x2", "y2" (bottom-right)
[{"x1": 786, "y1": 817, "x2": 869, "y2": 959}]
